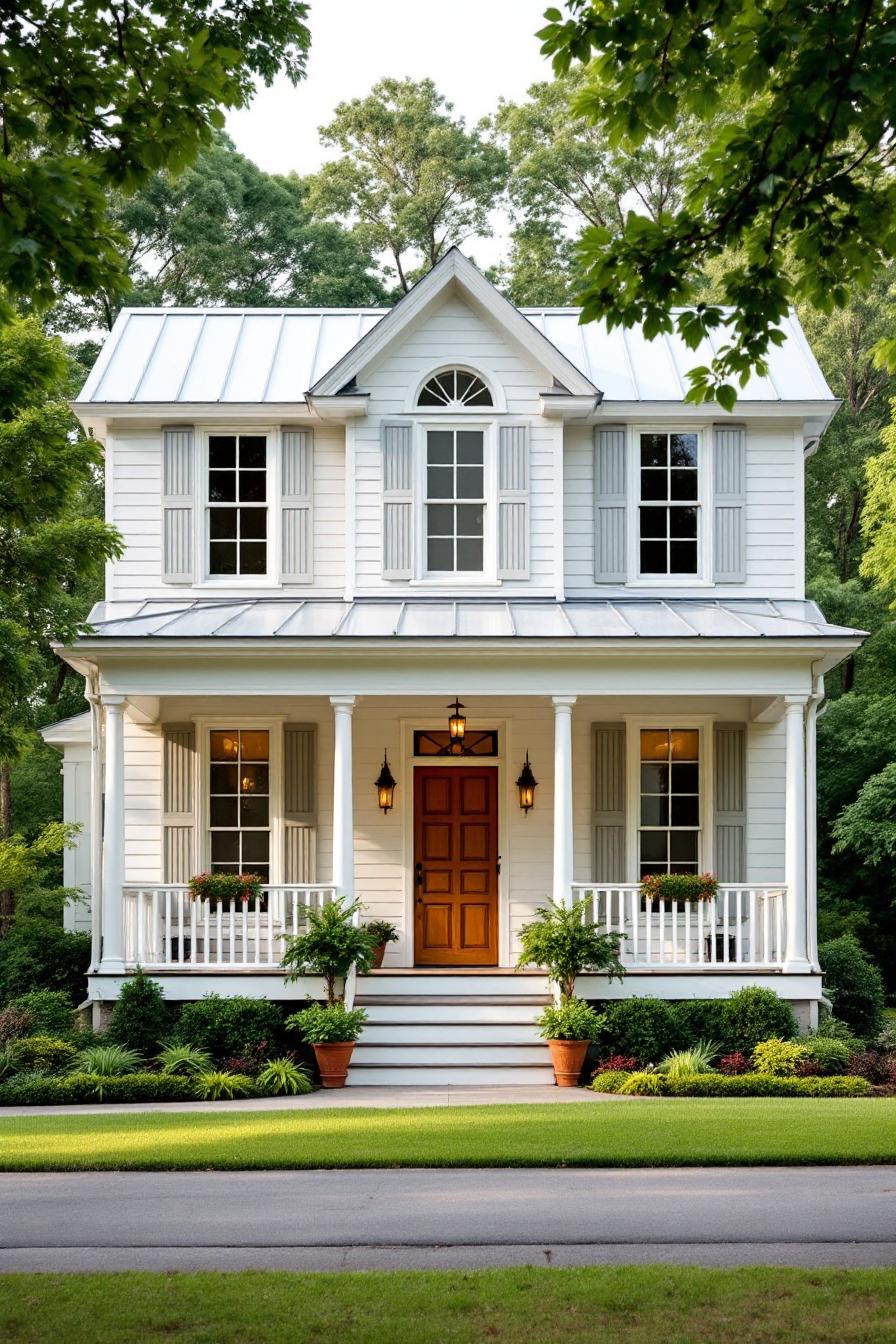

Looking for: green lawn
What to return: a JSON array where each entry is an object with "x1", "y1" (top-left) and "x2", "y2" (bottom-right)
[
  {"x1": 2, "y1": 1268, "x2": 895, "y2": 1343},
  {"x1": 1, "y1": 1099, "x2": 894, "y2": 1170}
]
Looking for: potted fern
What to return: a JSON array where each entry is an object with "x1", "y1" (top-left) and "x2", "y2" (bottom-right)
[
  {"x1": 517, "y1": 896, "x2": 624, "y2": 1086},
  {"x1": 280, "y1": 899, "x2": 376, "y2": 1087},
  {"x1": 365, "y1": 919, "x2": 399, "y2": 969}
]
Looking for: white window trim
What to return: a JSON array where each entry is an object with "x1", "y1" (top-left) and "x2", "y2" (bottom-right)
[
  {"x1": 191, "y1": 716, "x2": 286, "y2": 883},
  {"x1": 414, "y1": 418, "x2": 498, "y2": 582},
  {"x1": 403, "y1": 363, "x2": 507, "y2": 414},
  {"x1": 196, "y1": 426, "x2": 282, "y2": 587},
  {"x1": 623, "y1": 714, "x2": 715, "y2": 882},
  {"x1": 625, "y1": 424, "x2": 714, "y2": 588}
]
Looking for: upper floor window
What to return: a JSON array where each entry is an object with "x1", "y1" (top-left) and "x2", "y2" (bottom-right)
[
  {"x1": 418, "y1": 369, "x2": 493, "y2": 409},
  {"x1": 208, "y1": 434, "x2": 267, "y2": 576},
  {"x1": 638, "y1": 431, "x2": 698, "y2": 576},
  {"x1": 426, "y1": 428, "x2": 484, "y2": 572}
]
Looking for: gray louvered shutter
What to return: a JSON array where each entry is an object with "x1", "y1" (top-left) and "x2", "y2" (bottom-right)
[
  {"x1": 713, "y1": 423, "x2": 746, "y2": 583},
  {"x1": 714, "y1": 723, "x2": 746, "y2": 881},
  {"x1": 593, "y1": 723, "x2": 626, "y2": 881},
  {"x1": 162, "y1": 724, "x2": 196, "y2": 882},
  {"x1": 162, "y1": 426, "x2": 195, "y2": 583},
  {"x1": 283, "y1": 724, "x2": 316, "y2": 883},
  {"x1": 281, "y1": 428, "x2": 313, "y2": 583},
  {"x1": 382, "y1": 422, "x2": 414, "y2": 580},
  {"x1": 497, "y1": 424, "x2": 529, "y2": 579},
  {"x1": 594, "y1": 426, "x2": 627, "y2": 582}
]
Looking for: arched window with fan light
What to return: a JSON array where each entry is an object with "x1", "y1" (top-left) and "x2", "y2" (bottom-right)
[{"x1": 417, "y1": 368, "x2": 493, "y2": 409}]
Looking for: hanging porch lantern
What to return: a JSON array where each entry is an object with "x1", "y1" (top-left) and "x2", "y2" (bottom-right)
[
  {"x1": 374, "y1": 751, "x2": 397, "y2": 813},
  {"x1": 447, "y1": 698, "x2": 466, "y2": 747},
  {"x1": 516, "y1": 751, "x2": 538, "y2": 813}
]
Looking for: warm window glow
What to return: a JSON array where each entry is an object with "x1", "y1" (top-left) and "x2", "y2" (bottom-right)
[
  {"x1": 209, "y1": 729, "x2": 270, "y2": 882},
  {"x1": 639, "y1": 728, "x2": 700, "y2": 877}
]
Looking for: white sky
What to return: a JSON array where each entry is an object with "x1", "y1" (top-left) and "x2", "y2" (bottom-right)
[{"x1": 226, "y1": 0, "x2": 552, "y2": 267}]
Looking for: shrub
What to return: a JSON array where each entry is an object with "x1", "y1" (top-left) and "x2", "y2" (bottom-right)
[
  {"x1": 173, "y1": 995, "x2": 283, "y2": 1062},
  {"x1": 536, "y1": 997, "x2": 602, "y2": 1041},
  {"x1": 617, "y1": 1071, "x2": 667, "y2": 1096},
  {"x1": 12, "y1": 1036, "x2": 77, "y2": 1074},
  {"x1": 193, "y1": 1071, "x2": 254, "y2": 1101},
  {"x1": 819, "y1": 935, "x2": 886, "y2": 1040},
  {"x1": 812, "y1": 1014, "x2": 862, "y2": 1048},
  {"x1": 71, "y1": 1044, "x2": 143, "y2": 1076},
  {"x1": 221, "y1": 1040, "x2": 271, "y2": 1078},
  {"x1": 875, "y1": 1022, "x2": 896, "y2": 1054},
  {"x1": 721, "y1": 987, "x2": 797, "y2": 1054},
  {"x1": 0, "y1": 1005, "x2": 35, "y2": 1043},
  {"x1": 594, "y1": 1055, "x2": 638, "y2": 1073},
  {"x1": 669, "y1": 999, "x2": 727, "y2": 1048},
  {"x1": 5, "y1": 990, "x2": 76, "y2": 1039},
  {"x1": 802, "y1": 1037, "x2": 850, "y2": 1075},
  {"x1": 0, "y1": 916, "x2": 90, "y2": 1006},
  {"x1": 281, "y1": 899, "x2": 377, "y2": 1005},
  {"x1": 516, "y1": 896, "x2": 624, "y2": 999},
  {"x1": 256, "y1": 1057, "x2": 313, "y2": 1096},
  {"x1": 589, "y1": 1070, "x2": 631, "y2": 1093},
  {"x1": 595, "y1": 998, "x2": 678, "y2": 1064},
  {"x1": 107, "y1": 970, "x2": 170, "y2": 1057},
  {"x1": 847, "y1": 1050, "x2": 896, "y2": 1086},
  {"x1": 717, "y1": 1051, "x2": 749, "y2": 1075},
  {"x1": 663, "y1": 1073, "x2": 872, "y2": 1097},
  {"x1": 0, "y1": 1072, "x2": 195, "y2": 1106},
  {"x1": 0, "y1": 1043, "x2": 19, "y2": 1078},
  {"x1": 156, "y1": 1043, "x2": 212, "y2": 1076},
  {"x1": 752, "y1": 1038, "x2": 809, "y2": 1076},
  {"x1": 286, "y1": 1002, "x2": 367, "y2": 1044},
  {"x1": 656, "y1": 1041, "x2": 718, "y2": 1078}
]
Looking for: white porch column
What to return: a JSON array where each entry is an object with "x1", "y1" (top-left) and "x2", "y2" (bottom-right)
[
  {"x1": 100, "y1": 695, "x2": 126, "y2": 972},
  {"x1": 552, "y1": 696, "x2": 577, "y2": 909},
  {"x1": 783, "y1": 695, "x2": 810, "y2": 971},
  {"x1": 331, "y1": 696, "x2": 356, "y2": 903},
  {"x1": 805, "y1": 676, "x2": 824, "y2": 970}
]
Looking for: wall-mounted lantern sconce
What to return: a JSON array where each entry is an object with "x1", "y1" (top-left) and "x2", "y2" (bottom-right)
[
  {"x1": 516, "y1": 751, "x2": 537, "y2": 813},
  {"x1": 447, "y1": 698, "x2": 466, "y2": 750},
  {"x1": 375, "y1": 751, "x2": 397, "y2": 813}
]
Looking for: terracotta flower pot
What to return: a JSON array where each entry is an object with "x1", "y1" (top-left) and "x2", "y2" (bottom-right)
[
  {"x1": 547, "y1": 1038, "x2": 589, "y2": 1087},
  {"x1": 371, "y1": 941, "x2": 387, "y2": 970},
  {"x1": 312, "y1": 1041, "x2": 356, "y2": 1088}
]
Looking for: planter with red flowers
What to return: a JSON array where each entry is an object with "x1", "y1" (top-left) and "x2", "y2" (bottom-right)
[
  {"x1": 187, "y1": 871, "x2": 263, "y2": 905},
  {"x1": 639, "y1": 872, "x2": 719, "y2": 904}
]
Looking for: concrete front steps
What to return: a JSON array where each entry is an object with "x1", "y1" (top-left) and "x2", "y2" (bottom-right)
[{"x1": 350, "y1": 970, "x2": 555, "y2": 1087}]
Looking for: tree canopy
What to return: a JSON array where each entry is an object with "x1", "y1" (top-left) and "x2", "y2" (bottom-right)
[
  {"x1": 53, "y1": 135, "x2": 388, "y2": 332},
  {"x1": 305, "y1": 78, "x2": 508, "y2": 294},
  {"x1": 538, "y1": 0, "x2": 896, "y2": 408},
  {"x1": 1, "y1": 0, "x2": 311, "y2": 316}
]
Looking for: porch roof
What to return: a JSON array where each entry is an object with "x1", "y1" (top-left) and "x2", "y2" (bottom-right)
[{"x1": 76, "y1": 597, "x2": 864, "y2": 643}]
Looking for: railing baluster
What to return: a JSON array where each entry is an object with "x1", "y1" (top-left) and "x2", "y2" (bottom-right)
[
  {"x1": 202, "y1": 898, "x2": 210, "y2": 967},
  {"x1": 253, "y1": 895, "x2": 261, "y2": 965},
  {"x1": 684, "y1": 898, "x2": 692, "y2": 964},
  {"x1": 267, "y1": 889, "x2": 275, "y2": 965},
  {"x1": 735, "y1": 890, "x2": 743, "y2": 964},
  {"x1": 763, "y1": 891, "x2": 770, "y2": 965},
  {"x1": 722, "y1": 890, "x2": 730, "y2": 964},
  {"x1": 776, "y1": 890, "x2": 784, "y2": 965},
  {"x1": 697, "y1": 899, "x2": 704, "y2": 964}
]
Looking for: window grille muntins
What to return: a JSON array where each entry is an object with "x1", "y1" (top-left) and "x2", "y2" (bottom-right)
[
  {"x1": 638, "y1": 431, "x2": 699, "y2": 576},
  {"x1": 417, "y1": 369, "x2": 493, "y2": 408},
  {"x1": 425, "y1": 428, "x2": 485, "y2": 573},
  {"x1": 638, "y1": 728, "x2": 700, "y2": 876},
  {"x1": 209, "y1": 730, "x2": 270, "y2": 882},
  {"x1": 208, "y1": 434, "x2": 267, "y2": 575}
]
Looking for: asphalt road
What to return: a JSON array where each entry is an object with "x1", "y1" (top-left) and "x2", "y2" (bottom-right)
[{"x1": 2, "y1": 1167, "x2": 895, "y2": 1271}]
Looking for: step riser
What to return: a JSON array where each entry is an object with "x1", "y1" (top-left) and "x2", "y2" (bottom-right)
[
  {"x1": 360, "y1": 1024, "x2": 543, "y2": 1045},
  {"x1": 356, "y1": 976, "x2": 551, "y2": 997},
  {"x1": 353, "y1": 1044, "x2": 548, "y2": 1066},
  {"x1": 348, "y1": 1066, "x2": 557, "y2": 1087},
  {"x1": 360, "y1": 1004, "x2": 545, "y2": 1025}
]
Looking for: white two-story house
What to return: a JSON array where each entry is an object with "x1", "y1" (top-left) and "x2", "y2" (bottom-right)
[{"x1": 48, "y1": 249, "x2": 863, "y2": 1083}]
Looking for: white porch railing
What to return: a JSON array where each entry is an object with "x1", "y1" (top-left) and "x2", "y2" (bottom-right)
[
  {"x1": 122, "y1": 885, "x2": 337, "y2": 970},
  {"x1": 572, "y1": 883, "x2": 787, "y2": 968}
]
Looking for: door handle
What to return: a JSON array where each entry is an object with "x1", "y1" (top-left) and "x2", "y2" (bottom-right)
[
  {"x1": 415, "y1": 862, "x2": 423, "y2": 887},
  {"x1": 496, "y1": 854, "x2": 502, "y2": 875}
]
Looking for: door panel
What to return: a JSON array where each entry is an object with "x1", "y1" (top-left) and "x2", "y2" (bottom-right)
[{"x1": 414, "y1": 766, "x2": 498, "y2": 966}]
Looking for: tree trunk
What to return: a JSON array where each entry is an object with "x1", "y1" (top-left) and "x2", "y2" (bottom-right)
[{"x1": 0, "y1": 761, "x2": 13, "y2": 937}]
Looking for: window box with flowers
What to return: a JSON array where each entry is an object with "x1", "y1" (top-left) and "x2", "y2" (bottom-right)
[
  {"x1": 640, "y1": 872, "x2": 719, "y2": 904},
  {"x1": 188, "y1": 871, "x2": 264, "y2": 905}
]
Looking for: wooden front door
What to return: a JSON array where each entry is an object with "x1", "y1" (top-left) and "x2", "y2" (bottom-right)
[{"x1": 414, "y1": 766, "x2": 499, "y2": 966}]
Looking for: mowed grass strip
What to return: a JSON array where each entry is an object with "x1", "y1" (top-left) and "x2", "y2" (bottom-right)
[
  {"x1": 2, "y1": 1268, "x2": 896, "y2": 1344},
  {"x1": 0, "y1": 1099, "x2": 894, "y2": 1170}
]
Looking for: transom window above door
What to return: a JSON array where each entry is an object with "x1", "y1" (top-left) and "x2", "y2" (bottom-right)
[
  {"x1": 207, "y1": 434, "x2": 267, "y2": 576},
  {"x1": 426, "y1": 429, "x2": 485, "y2": 573},
  {"x1": 639, "y1": 431, "x2": 699, "y2": 576},
  {"x1": 209, "y1": 729, "x2": 270, "y2": 883},
  {"x1": 417, "y1": 369, "x2": 493, "y2": 408},
  {"x1": 639, "y1": 728, "x2": 700, "y2": 877}
]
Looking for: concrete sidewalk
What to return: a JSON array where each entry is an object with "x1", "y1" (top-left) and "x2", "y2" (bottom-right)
[
  {"x1": 2, "y1": 1167, "x2": 894, "y2": 1271},
  {"x1": 0, "y1": 1083, "x2": 635, "y2": 1117}
]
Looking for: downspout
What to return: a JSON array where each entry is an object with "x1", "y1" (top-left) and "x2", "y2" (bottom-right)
[
  {"x1": 86, "y1": 670, "x2": 104, "y2": 976},
  {"x1": 805, "y1": 670, "x2": 825, "y2": 972}
]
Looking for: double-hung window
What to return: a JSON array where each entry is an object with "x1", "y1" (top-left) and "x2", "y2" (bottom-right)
[
  {"x1": 425, "y1": 428, "x2": 485, "y2": 573},
  {"x1": 208, "y1": 434, "x2": 267, "y2": 576},
  {"x1": 209, "y1": 730, "x2": 270, "y2": 882},
  {"x1": 638, "y1": 728, "x2": 700, "y2": 876},
  {"x1": 638, "y1": 432, "x2": 699, "y2": 576}
]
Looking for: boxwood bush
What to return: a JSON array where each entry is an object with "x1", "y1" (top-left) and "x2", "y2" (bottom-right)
[
  {"x1": 663, "y1": 1073, "x2": 872, "y2": 1097},
  {"x1": 720, "y1": 987, "x2": 798, "y2": 1054},
  {"x1": 0, "y1": 1072, "x2": 197, "y2": 1106},
  {"x1": 173, "y1": 994, "x2": 283, "y2": 1062},
  {"x1": 107, "y1": 970, "x2": 171, "y2": 1057},
  {"x1": 594, "y1": 998, "x2": 679, "y2": 1064},
  {"x1": 669, "y1": 999, "x2": 727, "y2": 1046},
  {"x1": 11, "y1": 1035, "x2": 77, "y2": 1074},
  {"x1": 589, "y1": 1069, "x2": 632, "y2": 1093},
  {"x1": 819, "y1": 935, "x2": 886, "y2": 1040},
  {"x1": 4, "y1": 990, "x2": 76, "y2": 1039}
]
